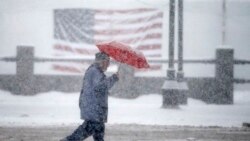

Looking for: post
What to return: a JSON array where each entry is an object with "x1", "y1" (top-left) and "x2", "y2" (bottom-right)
[
  {"x1": 15, "y1": 46, "x2": 35, "y2": 95},
  {"x1": 215, "y1": 48, "x2": 234, "y2": 104},
  {"x1": 176, "y1": 0, "x2": 188, "y2": 105},
  {"x1": 167, "y1": 0, "x2": 176, "y2": 79},
  {"x1": 161, "y1": 0, "x2": 179, "y2": 108},
  {"x1": 177, "y1": 0, "x2": 184, "y2": 81}
]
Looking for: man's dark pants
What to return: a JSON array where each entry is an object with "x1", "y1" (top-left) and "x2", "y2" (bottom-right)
[{"x1": 66, "y1": 120, "x2": 105, "y2": 141}]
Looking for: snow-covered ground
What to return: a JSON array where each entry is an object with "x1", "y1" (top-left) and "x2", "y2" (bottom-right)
[{"x1": 0, "y1": 89, "x2": 249, "y2": 127}]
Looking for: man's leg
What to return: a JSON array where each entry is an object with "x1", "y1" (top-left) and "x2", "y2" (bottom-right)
[
  {"x1": 92, "y1": 122, "x2": 105, "y2": 141},
  {"x1": 66, "y1": 120, "x2": 94, "y2": 141}
]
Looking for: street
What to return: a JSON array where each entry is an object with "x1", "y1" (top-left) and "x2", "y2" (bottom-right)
[{"x1": 0, "y1": 124, "x2": 250, "y2": 141}]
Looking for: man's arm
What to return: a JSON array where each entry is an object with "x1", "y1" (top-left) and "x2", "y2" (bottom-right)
[{"x1": 93, "y1": 73, "x2": 119, "y2": 93}]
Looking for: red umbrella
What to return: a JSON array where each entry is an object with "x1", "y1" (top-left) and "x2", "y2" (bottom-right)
[{"x1": 96, "y1": 41, "x2": 150, "y2": 69}]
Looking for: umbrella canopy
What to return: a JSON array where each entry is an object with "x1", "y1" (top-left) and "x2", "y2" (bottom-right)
[{"x1": 96, "y1": 41, "x2": 150, "y2": 69}]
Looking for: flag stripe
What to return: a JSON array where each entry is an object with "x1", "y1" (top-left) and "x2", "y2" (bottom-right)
[
  {"x1": 54, "y1": 44, "x2": 98, "y2": 55},
  {"x1": 95, "y1": 23, "x2": 162, "y2": 35},
  {"x1": 137, "y1": 44, "x2": 161, "y2": 50},
  {"x1": 96, "y1": 33, "x2": 161, "y2": 44},
  {"x1": 95, "y1": 11, "x2": 162, "y2": 23},
  {"x1": 53, "y1": 64, "x2": 83, "y2": 73},
  {"x1": 95, "y1": 12, "x2": 163, "y2": 25},
  {"x1": 95, "y1": 8, "x2": 158, "y2": 14},
  {"x1": 95, "y1": 30, "x2": 162, "y2": 43}
]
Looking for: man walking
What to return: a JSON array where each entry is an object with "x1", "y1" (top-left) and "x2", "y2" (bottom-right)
[{"x1": 60, "y1": 52, "x2": 119, "y2": 141}]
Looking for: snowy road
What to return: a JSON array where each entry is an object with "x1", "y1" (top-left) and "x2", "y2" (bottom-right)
[
  {"x1": 0, "y1": 124, "x2": 250, "y2": 141},
  {"x1": 1, "y1": 90, "x2": 250, "y2": 140}
]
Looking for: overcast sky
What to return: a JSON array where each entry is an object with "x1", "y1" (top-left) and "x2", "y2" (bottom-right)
[{"x1": 0, "y1": 0, "x2": 250, "y2": 59}]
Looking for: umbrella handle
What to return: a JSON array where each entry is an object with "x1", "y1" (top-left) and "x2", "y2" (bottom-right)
[
  {"x1": 117, "y1": 63, "x2": 121, "y2": 73},
  {"x1": 116, "y1": 63, "x2": 122, "y2": 78}
]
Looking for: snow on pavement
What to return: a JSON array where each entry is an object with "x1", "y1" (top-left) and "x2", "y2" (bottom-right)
[{"x1": 0, "y1": 90, "x2": 250, "y2": 127}]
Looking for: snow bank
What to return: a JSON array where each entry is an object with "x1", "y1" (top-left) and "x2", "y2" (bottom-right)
[{"x1": 0, "y1": 90, "x2": 250, "y2": 127}]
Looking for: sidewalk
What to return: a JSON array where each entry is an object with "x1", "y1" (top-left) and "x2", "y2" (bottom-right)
[{"x1": 0, "y1": 124, "x2": 250, "y2": 141}]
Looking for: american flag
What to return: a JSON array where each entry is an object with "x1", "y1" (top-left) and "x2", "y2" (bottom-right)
[{"x1": 53, "y1": 8, "x2": 163, "y2": 73}]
